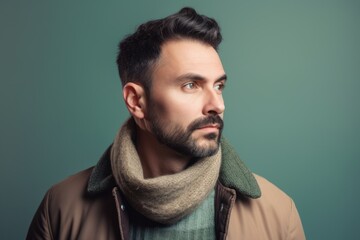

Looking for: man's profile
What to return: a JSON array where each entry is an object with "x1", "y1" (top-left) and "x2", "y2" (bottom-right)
[{"x1": 27, "y1": 7, "x2": 305, "y2": 240}]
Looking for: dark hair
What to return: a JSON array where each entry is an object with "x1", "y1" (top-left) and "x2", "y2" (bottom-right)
[{"x1": 116, "y1": 7, "x2": 222, "y2": 91}]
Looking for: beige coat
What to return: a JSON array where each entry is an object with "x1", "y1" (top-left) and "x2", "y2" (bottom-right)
[
  {"x1": 27, "y1": 141, "x2": 305, "y2": 240},
  {"x1": 227, "y1": 174, "x2": 305, "y2": 239}
]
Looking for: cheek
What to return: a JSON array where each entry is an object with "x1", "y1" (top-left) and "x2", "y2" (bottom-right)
[
  {"x1": 149, "y1": 99, "x2": 166, "y2": 116},
  {"x1": 154, "y1": 100, "x2": 190, "y2": 124},
  {"x1": 149, "y1": 90, "x2": 202, "y2": 122},
  {"x1": 147, "y1": 92, "x2": 170, "y2": 117}
]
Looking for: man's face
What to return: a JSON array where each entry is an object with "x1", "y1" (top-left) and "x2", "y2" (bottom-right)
[{"x1": 146, "y1": 39, "x2": 226, "y2": 158}]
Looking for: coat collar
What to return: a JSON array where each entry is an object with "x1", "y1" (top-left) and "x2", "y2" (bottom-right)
[
  {"x1": 218, "y1": 138, "x2": 261, "y2": 198},
  {"x1": 87, "y1": 138, "x2": 261, "y2": 199}
]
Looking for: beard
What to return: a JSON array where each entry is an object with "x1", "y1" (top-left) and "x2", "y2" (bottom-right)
[{"x1": 148, "y1": 109, "x2": 224, "y2": 158}]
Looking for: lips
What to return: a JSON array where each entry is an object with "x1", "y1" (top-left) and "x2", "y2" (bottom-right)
[{"x1": 197, "y1": 124, "x2": 221, "y2": 129}]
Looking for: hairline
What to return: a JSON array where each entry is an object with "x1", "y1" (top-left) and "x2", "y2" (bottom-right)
[{"x1": 135, "y1": 37, "x2": 220, "y2": 96}]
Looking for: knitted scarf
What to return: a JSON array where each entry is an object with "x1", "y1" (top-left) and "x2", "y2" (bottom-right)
[{"x1": 110, "y1": 119, "x2": 221, "y2": 224}]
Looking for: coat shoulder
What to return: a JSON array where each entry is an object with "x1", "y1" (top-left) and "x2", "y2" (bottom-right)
[
  {"x1": 253, "y1": 174, "x2": 293, "y2": 205},
  {"x1": 27, "y1": 167, "x2": 120, "y2": 240},
  {"x1": 227, "y1": 174, "x2": 306, "y2": 240},
  {"x1": 48, "y1": 167, "x2": 94, "y2": 201}
]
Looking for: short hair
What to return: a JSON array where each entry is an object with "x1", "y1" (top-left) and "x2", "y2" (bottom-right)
[{"x1": 116, "y1": 7, "x2": 222, "y2": 92}]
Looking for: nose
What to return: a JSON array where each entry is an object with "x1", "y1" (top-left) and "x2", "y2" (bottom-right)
[{"x1": 202, "y1": 88, "x2": 225, "y2": 115}]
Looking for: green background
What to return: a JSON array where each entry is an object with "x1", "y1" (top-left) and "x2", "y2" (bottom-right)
[{"x1": 1, "y1": 0, "x2": 359, "y2": 239}]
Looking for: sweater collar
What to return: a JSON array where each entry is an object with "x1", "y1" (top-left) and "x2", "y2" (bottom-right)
[{"x1": 87, "y1": 138, "x2": 261, "y2": 199}]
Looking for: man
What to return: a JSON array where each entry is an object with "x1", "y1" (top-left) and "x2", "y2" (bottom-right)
[{"x1": 27, "y1": 7, "x2": 305, "y2": 240}]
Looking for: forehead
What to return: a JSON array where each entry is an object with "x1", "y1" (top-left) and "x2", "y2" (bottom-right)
[{"x1": 152, "y1": 39, "x2": 225, "y2": 81}]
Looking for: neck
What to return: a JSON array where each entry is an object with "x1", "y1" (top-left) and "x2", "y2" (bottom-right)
[{"x1": 135, "y1": 126, "x2": 191, "y2": 178}]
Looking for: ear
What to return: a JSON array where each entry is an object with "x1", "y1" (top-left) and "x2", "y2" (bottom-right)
[{"x1": 123, "y1": 82, "x2": 147, "y2": 119}]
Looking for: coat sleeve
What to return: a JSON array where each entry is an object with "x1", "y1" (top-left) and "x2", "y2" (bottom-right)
[
  {"x1": 287, "y1": 199, "x2": 306, "y2": 240},
  {"x1": 26, "y1": 190, "x2": 54, "y2": 240}
]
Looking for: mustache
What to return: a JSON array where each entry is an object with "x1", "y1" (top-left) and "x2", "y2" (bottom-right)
[{"x1": 188, "y1": 115, "x2": 224, "y2": 132}]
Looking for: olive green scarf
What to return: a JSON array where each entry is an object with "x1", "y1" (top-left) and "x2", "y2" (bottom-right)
[{"x1": 110, "y1": 119, "x2": 221, "y2": 224}]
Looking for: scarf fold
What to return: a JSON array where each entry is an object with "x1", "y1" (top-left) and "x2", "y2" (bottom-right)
[{"x1": 110, "y1": 119, "x2": 221, "y2": 224}]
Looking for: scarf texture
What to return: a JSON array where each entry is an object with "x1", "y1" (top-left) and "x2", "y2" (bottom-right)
[{"x1": 110, "y1": 119, "x2": 221, "y2": 224}]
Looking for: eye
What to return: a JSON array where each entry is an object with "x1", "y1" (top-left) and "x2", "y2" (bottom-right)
[
  {"x1": 183, "y1": 82, "x2": 197, "y2": 90},
  {"x1": 214, "y1": 82, "x2": 225, "y2": 92}
]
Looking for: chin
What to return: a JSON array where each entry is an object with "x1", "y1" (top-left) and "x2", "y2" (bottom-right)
[
  {"x1": 192, "y1": 138, "x2": 220, "y2": 157},
  {"x1": 204, "y1": 132, "x2": 219, "y2": 141}
]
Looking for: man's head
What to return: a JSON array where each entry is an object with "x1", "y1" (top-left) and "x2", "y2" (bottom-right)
[
  {"x1": 117, "y1": 7, "x2": 222, "y2": 92},
  {"x1": 118, "y1": 7, "x2": 226, "y2": 158}
]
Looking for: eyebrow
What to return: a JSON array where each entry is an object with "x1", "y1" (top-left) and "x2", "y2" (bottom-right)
[{"x1": 175, "y1": 73, "x2": 227, "y2": 83}]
